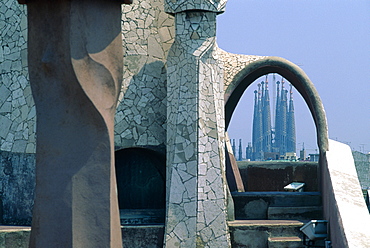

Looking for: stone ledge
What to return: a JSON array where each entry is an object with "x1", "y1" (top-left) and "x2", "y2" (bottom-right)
[
  {"x1": 0, "y1": 225, "x2": 165, "y2": 248},
  {"x1": 228, "y1": 219, "x2": 305, "y2": 228},
  {"x1": 0, "y1": 226, "x2": 30, "y2": 248},
  {"x1": 268, "y1": 236, "x2": 304, "y2": 248}
]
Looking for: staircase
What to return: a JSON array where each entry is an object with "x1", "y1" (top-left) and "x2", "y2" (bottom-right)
[{"x1": 229, "y1": 191, "x2": 322, "y2": 248}]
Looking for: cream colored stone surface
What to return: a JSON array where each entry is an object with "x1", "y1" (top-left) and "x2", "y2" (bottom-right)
[
  {"x1": 325, "y1": 139, "x2": 370, "y2": 247},
  {"x1": 218, "y1": 49, "x2": 266, "y2": 91},
  {"x1": 165, "y1": 6, "x2": 230, "y2": 247}
]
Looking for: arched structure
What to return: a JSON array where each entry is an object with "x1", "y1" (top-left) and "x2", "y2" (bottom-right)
[{"x1": 224, "y1": 56, "x2": 328, "y2": 154}]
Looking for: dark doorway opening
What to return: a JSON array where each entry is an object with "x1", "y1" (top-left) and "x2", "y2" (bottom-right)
[{"x1": 115, "y1": 148, "x2": 165, "y2": 224}]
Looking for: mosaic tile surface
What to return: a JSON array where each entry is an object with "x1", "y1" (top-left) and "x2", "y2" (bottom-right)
[
  {"x1": 116, "y1": 0, "x2": 175, "y2": 149},
  {"x1": 0, "y1": 1, "x2": 34, "y2": 154},
  {"x1": 165, "y1": 10, "x2": 230, "y2": 248}
]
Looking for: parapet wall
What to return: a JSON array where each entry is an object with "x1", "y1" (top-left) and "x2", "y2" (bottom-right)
[
  {"x1": 322, "y1": 140, "x2": 370, "y2": 247},
  {"x1": 237, "y1": 161, "x2": 319, "y2": 192}
]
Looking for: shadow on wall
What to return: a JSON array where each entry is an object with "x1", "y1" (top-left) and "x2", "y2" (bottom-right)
[{"x1": 115, "y1": 61, "x2": 167, "y2": 149}]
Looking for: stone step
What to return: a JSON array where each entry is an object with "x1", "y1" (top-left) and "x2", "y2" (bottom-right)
[
  {"x1": 120, "y1": 209, "x2": 165, "y2": 225},
  {"x1": 0, "y1": 226, "x2": 30, "y2": 248},
  {"x1": 268, "y1": 236, "x2": 304, "y2": 248},
  {"x1": 232, "y1": 191, "x2": 321, "y2": 220},
  {"x1": 0, "y1": 225, "x2": 164, "y2": 248},
  {"x1": 268, "y1": 206, "x2": 323, "y2": 220},
  {"x1": 228, "y1": 220, "x2": 305, "y2": 248}
]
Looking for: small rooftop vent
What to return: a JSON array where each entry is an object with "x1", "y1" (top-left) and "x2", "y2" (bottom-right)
[
  {"x1": 284, "y1": 182, "x2": 305, "y2": 192},
  {"x1": 300, "y1": 220, "x2": 328, "y2": 247}
]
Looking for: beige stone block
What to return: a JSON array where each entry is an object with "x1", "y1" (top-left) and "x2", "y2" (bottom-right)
[{"x1": 148, "y1": 36, "x2": 164, "y2": 59}]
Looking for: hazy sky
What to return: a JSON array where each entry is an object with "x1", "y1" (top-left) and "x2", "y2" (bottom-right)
[{"x1": 217, "y1": 0, "x2": 370, "y2": 154}]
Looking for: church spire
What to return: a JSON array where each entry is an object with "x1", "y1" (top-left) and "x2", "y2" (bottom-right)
[
  {"x1": 274, "y1": 79, "x2": 281, "y2": 153},
  {"x1": 274, "y1": 77, "x2": 288, "y2": 155},
  {"x1": 251, "y1": 84, "x2": 263, "y2": 160},
  {"x1": 238, "y1": 139, "x2": 243, "y2": 161},
  {"x1": 252, "y1": 90, "x2": 258, "y2": 160},
  {"x1": 261, "y1": 81, "x2": 265, "y2": 103},
  {"x1": 280, "y1": 79, "x2": 288, "y2": 155},
  {"x1": 262, "y1": 76, "x2": 272, "y2": 153},
  {"x1": 251, "y1": 75, "x2": 297, "y2": 160},
  {"x1": 287, "y1": 84, "x2": 296, "y2": 153},
  {"x1": 232, "y1": 139, "x2": 236, "y2": 156}
]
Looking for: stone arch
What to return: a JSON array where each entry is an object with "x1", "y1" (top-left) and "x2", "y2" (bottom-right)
[
  {"x1": 115, "y1": 147, "x2": 166, "y2": 210},
  {"x1": 225, "y1": 56, "x2": 328, "y2": 153}
]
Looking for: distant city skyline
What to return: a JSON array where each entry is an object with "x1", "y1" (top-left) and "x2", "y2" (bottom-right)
[{"x1": 217, "y1": 0, "x2": 370, "y2": 154}]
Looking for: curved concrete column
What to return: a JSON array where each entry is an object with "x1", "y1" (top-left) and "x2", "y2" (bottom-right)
[{"x1": 18, "y1": 0, "x2": 130, "y2": 247}]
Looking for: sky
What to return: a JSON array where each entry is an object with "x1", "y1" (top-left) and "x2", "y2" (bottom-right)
[{"x1": 216, "y1": 0, "x2": 370, "y2": 155}]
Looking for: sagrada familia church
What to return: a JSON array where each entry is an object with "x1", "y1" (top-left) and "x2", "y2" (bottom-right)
[
  {"x1": 248, "y1": 77, "x2": 296, "y2": 161},
  {"x1": 0, "y1": 0, "x2": 369, "y2": 247}
]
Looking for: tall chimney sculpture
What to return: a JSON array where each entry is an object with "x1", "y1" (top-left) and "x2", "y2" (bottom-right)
[
  {"x1": 164, "y1": 0, "x2": 231, "y2": 247},
  {"x1": 17, "y1": 0, "x2": 132, "y2": 247}
]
